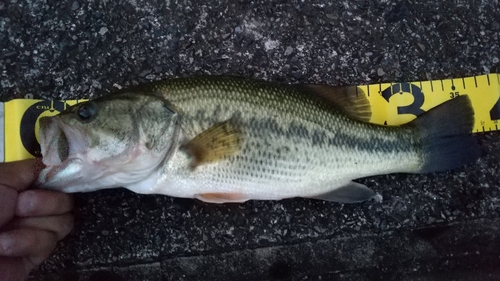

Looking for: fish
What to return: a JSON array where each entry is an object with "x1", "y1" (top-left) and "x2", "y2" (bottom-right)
[{"x1": 37, "y1": 76, "x2": 481, "y2": 203}]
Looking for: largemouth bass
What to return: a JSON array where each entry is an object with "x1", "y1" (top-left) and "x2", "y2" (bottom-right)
[{"x1": 37, "y1": 76, "x2": 480, "y2": 203}]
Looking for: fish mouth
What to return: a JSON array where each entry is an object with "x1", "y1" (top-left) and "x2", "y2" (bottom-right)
[
  {"x1": 38, "y1": 117, "x2": 86, "y2": 189},
  {"x1": 39, "y1": 117, "x2": 70, "y2": 166}
]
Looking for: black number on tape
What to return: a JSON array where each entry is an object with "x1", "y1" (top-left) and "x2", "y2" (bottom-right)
[
  {"x1": 490, "y1": 97, "x2": 500, "y2": 121},
  {"x1": 381, "y1": 83, "x2": 425, "y2": 116},
  {"x1": 20, "y1": 101, "x2": 67, "y2": 157}
]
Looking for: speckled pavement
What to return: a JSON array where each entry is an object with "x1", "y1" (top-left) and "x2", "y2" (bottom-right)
[{"x1": 1, "y1": 0, "x2": 500, "y2": 280}]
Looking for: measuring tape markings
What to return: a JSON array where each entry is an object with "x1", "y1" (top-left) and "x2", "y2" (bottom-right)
[
  {"x1": 364, "y1": 73, "x2": 500, "y2": 133},
  {"x1": 19, "y1": 100, "x2": 74, "y2": 157},
  {"x1": 1, "y1": 74, "x2": 499, "y2": 162},
  {"x1": 2, "y1": 99, "x2": 85, "y2": 162}
]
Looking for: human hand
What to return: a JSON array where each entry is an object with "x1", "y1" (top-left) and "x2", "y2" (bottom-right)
[{"x1": 0, "y1": 159, "x2": 74, "y2": 281}]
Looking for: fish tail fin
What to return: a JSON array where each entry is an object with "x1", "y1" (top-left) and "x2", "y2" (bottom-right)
[{"x1": 410, "y1": 95, "x2": 481, "y2": 173}]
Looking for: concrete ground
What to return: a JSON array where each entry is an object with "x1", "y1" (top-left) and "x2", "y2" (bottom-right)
[{"x1": 1, "y1": 0, "x2": 500, "y2": 280}]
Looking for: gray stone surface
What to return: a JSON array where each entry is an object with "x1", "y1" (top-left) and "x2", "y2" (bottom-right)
[{"x1": 1, "y1": 0, "x2": 499, "y2": 280}]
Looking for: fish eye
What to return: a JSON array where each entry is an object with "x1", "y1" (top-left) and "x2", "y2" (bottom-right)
[{"x1": 76, "y1": 102, "x2": 97, "y2": 121}]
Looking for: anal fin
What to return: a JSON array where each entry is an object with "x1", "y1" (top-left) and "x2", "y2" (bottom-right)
[{"x1": 309, "y1": 181, "x2": 375, "y2": 203}]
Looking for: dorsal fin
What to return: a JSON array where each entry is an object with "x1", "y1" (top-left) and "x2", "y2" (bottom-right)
[{"x1": 299, "y1": 85, "x2": 372, "y2": 123}]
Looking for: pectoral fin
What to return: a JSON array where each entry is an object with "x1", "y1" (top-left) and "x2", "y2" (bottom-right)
[
  {"x1": 309, "y1": 181, "x2": 376, "y2": 203},
  {"x1": 182, "y1": 121, "x2": 244, "y2": 168}
]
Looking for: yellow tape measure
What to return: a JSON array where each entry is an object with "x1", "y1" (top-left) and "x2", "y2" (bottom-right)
[
  {"x1": 363, "y1": 73, "x2": 500, "y2": 132},
  {"x1": 1, "y1": 74, "x2": 499, "y2": 162},
  {"x1": 1, "y1": 100, "x2": 86, "y2": 162}
]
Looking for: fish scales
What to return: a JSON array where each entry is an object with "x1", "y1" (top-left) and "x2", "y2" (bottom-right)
[
  {"x1": 37, "y1": 76, "x2": 479, "y2": 203},
  {"x1": 132, "y1": 77, "x2": 422, "y2": 199}
]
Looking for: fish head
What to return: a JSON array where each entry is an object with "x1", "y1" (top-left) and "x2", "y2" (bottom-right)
[{"x1": 37, "y1": 93, "x2": 180, "y2": 192}]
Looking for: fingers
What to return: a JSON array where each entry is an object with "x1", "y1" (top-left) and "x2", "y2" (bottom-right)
[
  {"x1": 0, "y1": 160, "x2": 73, "y2": 279},
  {"x1": 0, "y1": 215, "x2": 74, "y2": 279},
  {"x1": 0, "y1": 228, "x2": 57, "y2": 258},
  {"x1": 9, "y1": 214, "x2": 74, "y2": 240},
  {"x1": 15, "y1": 190, "x2": 74, "y2": 217},
  {"x1": 0, "y1": 186, "x2": 17, "y2": 227},
  {"x1": 0, "y1": 159, "x2": 44, "y2": 192},
  {"x1": 0, "y1": 257, "x2": 28, "y2": 281}
]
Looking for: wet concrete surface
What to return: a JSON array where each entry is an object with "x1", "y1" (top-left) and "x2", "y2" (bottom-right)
[{"x1": 1, "y1": 0, "x2": 500, "y2": 280}]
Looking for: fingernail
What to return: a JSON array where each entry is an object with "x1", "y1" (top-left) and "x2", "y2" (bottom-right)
[
  {"x1": 0, "y1": 233, "x2": 13, "y2": 254},
  {"x1": 17, "y1": 191, "x2": 36, "y2": 216}
]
